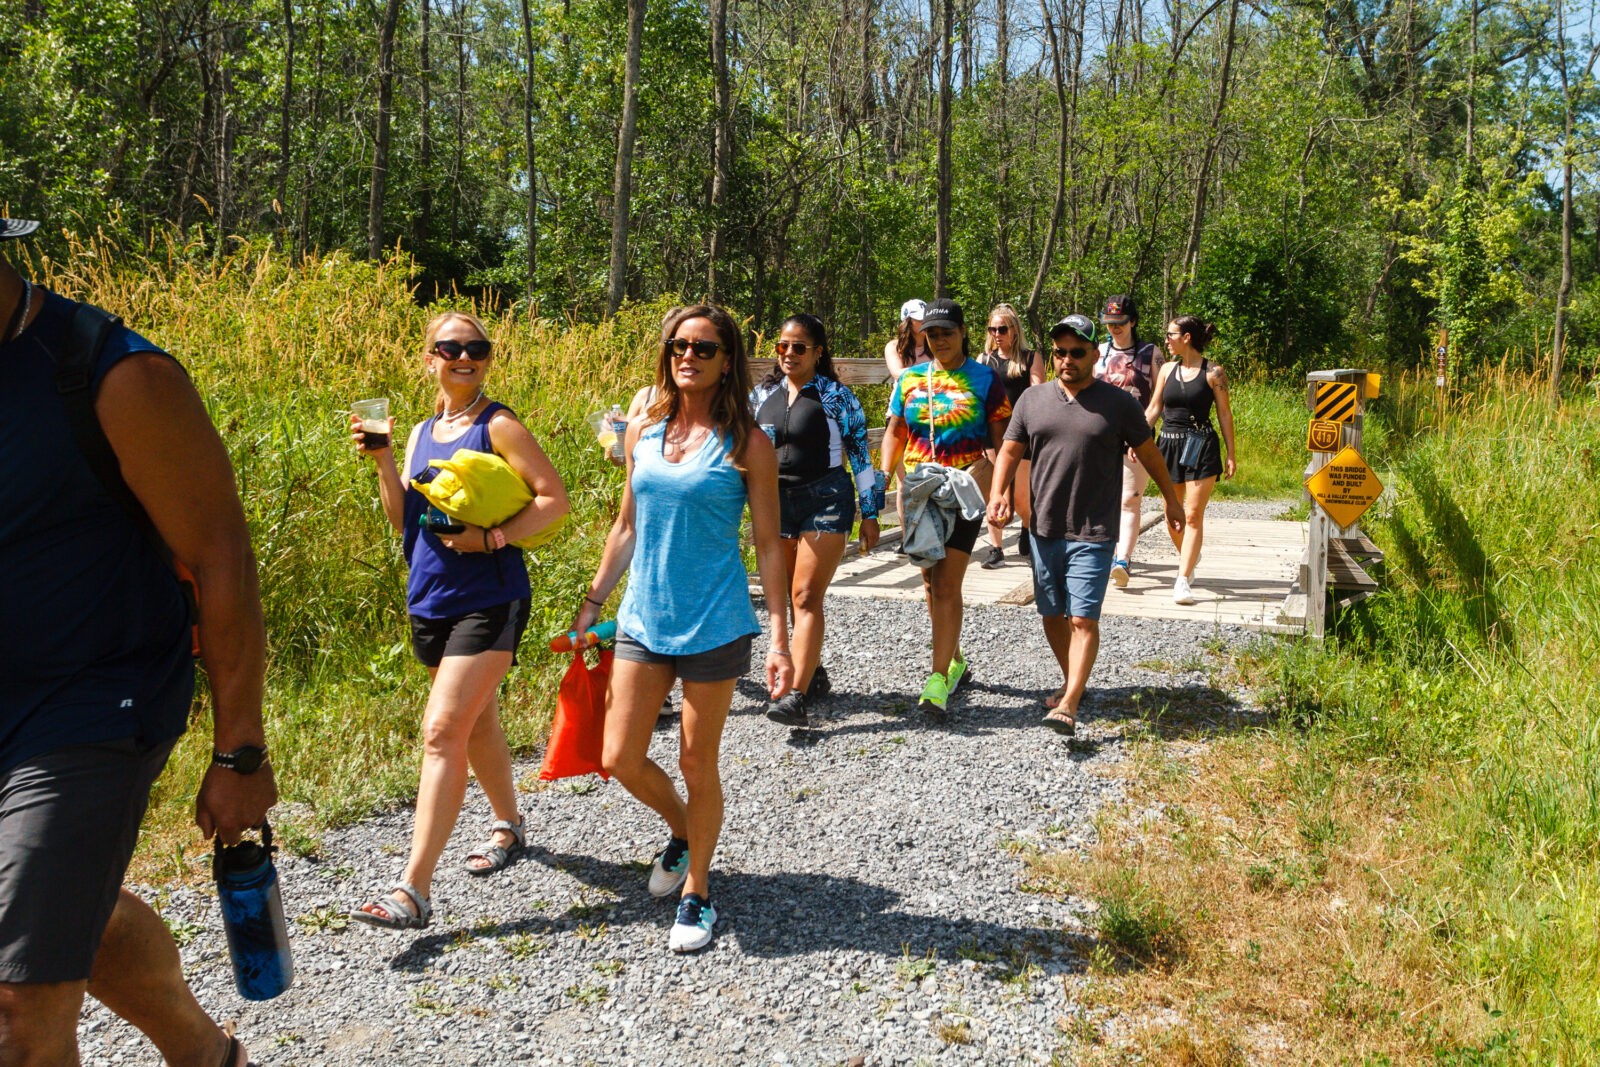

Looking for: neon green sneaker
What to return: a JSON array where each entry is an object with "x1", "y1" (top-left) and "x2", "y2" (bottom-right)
[
  {"x1": 946, "y1": 649, "x2": 970, "y2": 693},
  {"x1": 918, "y1": 672, "x2": 950, "y2": 722}
]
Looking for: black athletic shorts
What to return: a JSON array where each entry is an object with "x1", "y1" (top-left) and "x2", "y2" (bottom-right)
[
  {"x1": 410, "y1": 597, "x2": 531, "y2": 668},
  {"x1": 0, "y1": 737, "x2": 176, "y2": 983}
]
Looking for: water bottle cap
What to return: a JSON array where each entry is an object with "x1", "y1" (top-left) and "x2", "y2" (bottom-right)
[{"x1": 214, "y1": 822, "x2": 275, "y2": 880}]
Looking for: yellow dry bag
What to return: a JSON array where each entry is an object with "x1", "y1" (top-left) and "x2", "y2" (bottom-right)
[{"x1": 411, "y1": 449, "x2": 565, "y2": 551}]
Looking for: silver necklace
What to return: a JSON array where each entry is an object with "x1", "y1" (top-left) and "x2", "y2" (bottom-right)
[
  {"x1": 8, "y1": 279, "x2": 32, "y2": 342},
  {"x1": 442, "y1": 390, "x2": 483, "y2": 420}
]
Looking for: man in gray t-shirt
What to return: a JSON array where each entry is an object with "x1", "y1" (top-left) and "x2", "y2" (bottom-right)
[{"x1": 987, "y1": 314, "x2": 1183, "y2": 735}]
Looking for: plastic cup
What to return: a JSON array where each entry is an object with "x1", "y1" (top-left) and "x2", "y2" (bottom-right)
[
  {"x1": 352, "y1": 398, "x2": 390, "y2": 450},
  {"x1": 587, "y1": 410, "x2": 617, "y2": 455}
]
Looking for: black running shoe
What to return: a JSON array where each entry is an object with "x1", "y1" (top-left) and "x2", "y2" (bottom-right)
[
  {"x1": 767, "y1": 690, "x2": 808, "y2": 726},
  {"x1": 808, "y1": 663, "x2": 832, "y2": 698},
  {"x1": 980, "y1": 544, "x2": 1005, "y2": 569}
]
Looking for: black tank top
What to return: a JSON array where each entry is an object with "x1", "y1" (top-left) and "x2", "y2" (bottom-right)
[
  {"x1": 1160, "y1": 359, "x2": 1214, "y2": 432},
  {"x1": 755, "y1": 379, "x2": 833, "y2": 486}
]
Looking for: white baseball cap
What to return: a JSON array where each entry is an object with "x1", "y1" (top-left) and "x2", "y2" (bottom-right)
[{"x1": 899, "y1": 299, "x2": 927, "y2": 322}]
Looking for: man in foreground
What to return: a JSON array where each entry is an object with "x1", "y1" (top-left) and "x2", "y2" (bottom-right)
[
  {"x1": 987, "y1": 313, "x2": 1184, "y2": 734},
  {"x1": 0, "y1": 216, "x2": 276, "y2": 1066}
]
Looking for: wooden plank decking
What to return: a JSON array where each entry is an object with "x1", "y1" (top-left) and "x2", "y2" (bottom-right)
[{"x1": 826, "y1": 516, "x2": 1306, "y2": 631}]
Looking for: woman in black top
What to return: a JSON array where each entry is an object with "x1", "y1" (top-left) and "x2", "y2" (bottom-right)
[
  {"x1": 1146, "y1": 315, "x2": 1237, "y2": 605},
  {"x1": 974, "y1": 303, "x2": 1044, "y2": 569}
]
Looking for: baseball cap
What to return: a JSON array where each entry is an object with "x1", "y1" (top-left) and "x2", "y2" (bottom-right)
[
  {"x1": 920, "y1": 298, "x2": 965, "y2": 331},
  {"x1": 1100, "y1": 294, "x2": 1136, "y2": 325},
  {"x1": 899, "y1": 298, "x2": 927, "y2": 322},
  {"x1": 0, "y1": 217, "x2": 41, "y2": 241},
  {"x1": 1049, "y1": 314, "x2": 1097, "y2": 343}
]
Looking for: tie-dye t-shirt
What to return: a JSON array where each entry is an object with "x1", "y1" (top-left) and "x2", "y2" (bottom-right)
[{"x1": 888, "y1": 357, "x2": 1013, "y2": 470}]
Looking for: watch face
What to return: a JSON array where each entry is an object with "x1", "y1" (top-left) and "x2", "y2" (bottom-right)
[{"x1": 221, "y1": 746, "x2": 266, "y2": 773}]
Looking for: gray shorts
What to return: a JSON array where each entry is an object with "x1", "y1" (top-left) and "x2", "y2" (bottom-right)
[
  {"x1": 614, "y1": 630, "x2": 754, "y2": 682},
  {"x1": 0, "y1": 737, "x2": 176, "y2": 984}
]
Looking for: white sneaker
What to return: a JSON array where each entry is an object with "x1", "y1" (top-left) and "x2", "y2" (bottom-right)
[
  {"x1": 648, "y1": 836, "x2": 690, "y2": 898},
  {"x1": 1172, "y1": 576, "x2": 1197, "y2": 605},
  {"x1": 669, "y1": 894, "x2": 717, "y2": 952}
]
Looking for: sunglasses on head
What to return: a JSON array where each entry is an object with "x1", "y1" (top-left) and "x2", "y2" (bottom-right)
[
  {"x1": 432, "y1": 339, "x2": 492, "y2": 361},
  {"x1": 1052, "y1": 345, "x2": 1095, "y2": 360},
  {"x1": 669, "y1": 337, "x2": 722, "y2": 359},
  {"x1": 774, "y1": 340, "x2": 817, "y2": 356}
]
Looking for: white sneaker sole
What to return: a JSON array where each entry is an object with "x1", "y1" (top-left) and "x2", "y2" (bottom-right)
[
  {"x1": 669, "y1": 924, "x2": 715, "y2": 952},
  {"x1": 1110, "y1": 564, "x2": 1129, "y2": 588},
  {"x1": 1173, "y1": 585, "x2": 1197, "y2": 605}
]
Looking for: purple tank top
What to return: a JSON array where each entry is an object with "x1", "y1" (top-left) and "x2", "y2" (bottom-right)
[{"x1": 402, "y1": 402, "x2": 532, "y2": 618}]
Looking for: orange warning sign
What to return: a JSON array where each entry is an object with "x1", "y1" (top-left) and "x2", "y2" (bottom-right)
[
  {"x1": 1304, "y1": 446, "x2": 1383, "y2": 529},
  {"x1": 1306, "y1": 419, "x2": 1343, "y2": 452}
]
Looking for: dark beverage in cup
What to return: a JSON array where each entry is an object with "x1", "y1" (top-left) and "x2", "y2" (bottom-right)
[
  {"x1": 352, "y1": 398, "x2": 391, "y2": 451},
  {"x1": 360, "y1": 421, "x2": 390, "y2": 451}
]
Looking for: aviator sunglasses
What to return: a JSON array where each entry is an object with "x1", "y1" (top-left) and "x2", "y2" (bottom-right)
[
  {"x1": 432, "y1": 338, "x2": 493, "y2": 361},
  {"x1": 669, "y1": 337, "x2": 723, "y2": 359},
  {"x1": 774, "y1": 340, "x2": 817, "y2": 356}
]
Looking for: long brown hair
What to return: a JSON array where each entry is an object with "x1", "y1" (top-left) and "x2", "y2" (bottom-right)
[
  {"x1": 423, "y1": 310, "x2": 492, "y2": 416},
  {"x1": 646, "y1": 304, "x2": 755, "y2": 471}
]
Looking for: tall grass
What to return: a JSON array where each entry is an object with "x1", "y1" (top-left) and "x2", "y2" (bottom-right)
[{"x1": 1259, "y1": 369, "x2": 1600, "y2": 1057}]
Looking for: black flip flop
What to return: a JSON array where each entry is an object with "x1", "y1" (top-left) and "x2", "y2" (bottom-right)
[{"x1": 1041, "y1": 712, "x2": 1077, "y2": 736}]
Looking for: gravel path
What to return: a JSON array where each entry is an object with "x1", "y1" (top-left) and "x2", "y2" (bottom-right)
[{"x1": 82, "y1": 511, "x2": 1285, "y2": 1066}]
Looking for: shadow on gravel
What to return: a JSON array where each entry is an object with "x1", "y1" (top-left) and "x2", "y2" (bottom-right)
[
  {"x1": 380, "y1": 849, "x2": 1083, "y2": 977},
  {"x1": 765, "y1": 679, "x2": 1256, "y2": 744}
]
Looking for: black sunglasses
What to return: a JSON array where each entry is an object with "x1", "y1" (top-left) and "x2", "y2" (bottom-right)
[
  {"x1": 432, "y1": 339, "x2": 492, "y2": 361},
  {"x1": 986, "y1": 324, "x2": 1011, "y2": 335},
  {"x1": 669, "y1": 337, "x2": 722, "y2": 359},
  {"x1": 1052, "y1": 345, "x2": 1094, "y2": 360}
]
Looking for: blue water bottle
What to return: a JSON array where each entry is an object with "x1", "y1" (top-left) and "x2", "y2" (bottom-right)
[
  {"x1": 871, "y1": 469, "x2": 888, "y2": 514},
  {"x1": 214, "y1": 821, "x2": 294, "y2": 1001}
]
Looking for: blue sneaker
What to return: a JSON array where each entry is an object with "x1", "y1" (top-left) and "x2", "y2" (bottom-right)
[
  {"x1": 648, "y1": 836, "x2": 689, "y2": 898},
  {"x1": 1110, "y1": 558, "x2": 1130, "y2": 588},
  {"x1": 669, "y1": 893, "x2": 717, "y2": 953}
]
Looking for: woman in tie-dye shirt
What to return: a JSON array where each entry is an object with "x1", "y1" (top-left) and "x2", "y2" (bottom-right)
[{"x1": 881, "y1": 298, "x2": 1011, "y2": 721}]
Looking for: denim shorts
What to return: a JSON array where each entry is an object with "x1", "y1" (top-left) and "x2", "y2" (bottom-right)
[
  {"x1": 0, "y1": 737, "x2": 176, "y2": 982},
  {"x1": 614, "y1": 630, "x2": 754, "y2": 682},
  {"x1": 1029, "y1": 535, "x2": 1115, "y2": 619},
  {"x1": 779, "y1": 467, "x2": 857, "y2": 538}
]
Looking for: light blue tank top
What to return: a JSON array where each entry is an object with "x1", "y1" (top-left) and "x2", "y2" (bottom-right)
[{"x1": 618, "y1": 419, "x2": 759, "y2": 655}]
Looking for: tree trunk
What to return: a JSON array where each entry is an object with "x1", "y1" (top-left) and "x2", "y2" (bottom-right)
[
  {"x1": 708, "y1": 0, "x2": 732, "y2": 303},
  {"x1": 1173, "y1": 0, "x2": 1239, "y2": 305},
  {"x1": 367, "y1": 0, "x2": 403, "y2": 260},
  {"x1": 934, "y1": 0, "x2": 954, "y2": 296},
  {"x1": 993, "y1": 0, "x2": 1012, "y2": 295},
  {"x1": 607, "y1": 0, "x2": 647, "y2": 315},
  {"x1": 277, "y1": 0, "x2": 295, "y2": 247},
  {"x1": 1553, "y1": 0, "x2": 1572, "y2": 397},
  {"x1": 520, "y1": 0, "x2": 539, "y2": 305},
  {"x1": 1025, "y1": 0, "x2": 1068, "y2": 340},
  {"x1": 416, "y1": 0, "x2": 433, "y2": 248}
]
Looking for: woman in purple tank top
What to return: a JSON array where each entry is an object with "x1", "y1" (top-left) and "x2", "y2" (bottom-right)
[{"x1": 348, "y1": 311, "x2": 570, "y2": 930}]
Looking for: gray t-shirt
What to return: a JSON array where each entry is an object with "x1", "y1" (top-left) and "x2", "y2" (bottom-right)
[{"x1": 1004, "y1": 379, "x2": 1153, "y2": 541}]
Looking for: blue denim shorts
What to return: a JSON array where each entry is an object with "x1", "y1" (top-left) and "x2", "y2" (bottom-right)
[
  {"x1": 1029, "y1": 535, "x2": 1115, "y2": 619},
  {"x1": 779, "y1": 467, "x2": 857, "y2": 538}
]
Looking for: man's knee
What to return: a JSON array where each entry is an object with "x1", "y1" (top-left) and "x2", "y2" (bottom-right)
[
  {"x1": 0, "y1": 979, "x2": 85, "y2": 1065},
  {"x1": 1069, "y1": 615, "x2": 1101, "y2": 637}
]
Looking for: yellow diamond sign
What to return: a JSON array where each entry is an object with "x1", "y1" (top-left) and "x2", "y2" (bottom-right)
[{"x1": 1304, "y1": 446, "x2": 1383, "y2": 529}]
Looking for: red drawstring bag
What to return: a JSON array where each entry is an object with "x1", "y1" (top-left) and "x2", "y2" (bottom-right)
[{"x1": 539, "y1": 649, "x2": 611, "y2": 781}]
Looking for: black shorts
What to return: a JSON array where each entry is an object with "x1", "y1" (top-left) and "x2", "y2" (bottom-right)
[
  {"x1": 0, "y1": 737, "x2": 176, "y2": 983},
  {"x1": 944, "y1": 512, "x2": 984, "y2": 556},
  {"x1": 1157, "y1": 428, "x2": 1224, "y2": 484},
  {"x1": 410, "y1": 598, "x2": 531, "y2": 668},
  {"x1": 614, "y1": 630, "x2": 754, "y2": 682}
]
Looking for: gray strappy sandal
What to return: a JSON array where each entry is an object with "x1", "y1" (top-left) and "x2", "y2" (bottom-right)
[
  {"x1": 350, "y1": 881, "x2": 432, "y2": 929},
  {"x1": 464, "y1": 817, "x2": 526, "y2": 876}
]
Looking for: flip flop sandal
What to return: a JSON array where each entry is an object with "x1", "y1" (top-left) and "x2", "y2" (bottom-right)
[
  {"x1": 1041, "y1": 710, "x2": 1077, "y2": 737},
  {"x1": 350, "y1": 881, "x2": 432, "y2": 930},
  {"x1": 1044, "y1": 686, "x2": 1068, "y2": 709},
  {"x1": 464, "y1": 817, "x2": 526, "y2": 877}
]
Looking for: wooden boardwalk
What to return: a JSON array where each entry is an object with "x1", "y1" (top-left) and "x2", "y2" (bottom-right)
[{"x1": 828, "y1": 516, "x2": 1306, "y2": 631}]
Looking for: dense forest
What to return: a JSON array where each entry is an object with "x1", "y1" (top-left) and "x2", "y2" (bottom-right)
[{"x1": 2, "y1": 0, "x2": 1597, "y2": 378}]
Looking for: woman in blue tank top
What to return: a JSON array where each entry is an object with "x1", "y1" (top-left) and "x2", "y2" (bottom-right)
[
  {"x1": 349, "y1": 311, "x2": 570, "y2": 930},
  {"x1": 572, "y1": 304, "x2": 795, "y2": 954}
]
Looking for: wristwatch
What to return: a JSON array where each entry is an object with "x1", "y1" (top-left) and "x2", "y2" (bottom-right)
[{"x1": 212, "y1": 745, "x2": 269, "y2": 774}]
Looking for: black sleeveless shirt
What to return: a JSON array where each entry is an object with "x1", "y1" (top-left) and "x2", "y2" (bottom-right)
[{"x1": 1160, "y1": 359, "x2": 1215, "y2": 432}]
